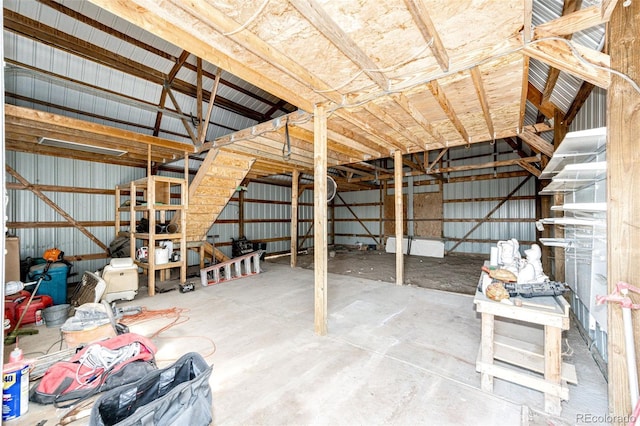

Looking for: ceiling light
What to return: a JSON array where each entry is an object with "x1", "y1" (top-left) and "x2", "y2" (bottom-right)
[{"x1": 38, "y1": 137, "x2": 126, "y2": 156}]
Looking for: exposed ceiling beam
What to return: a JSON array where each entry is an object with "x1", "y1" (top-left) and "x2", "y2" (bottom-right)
[
  {"x1": 290, "y1": 0, "x2": 389, "y2": 90},
  {"x1": 427, "y1": 80, "x2": 470, "y2": 143},
  {"x1": 470, "y1": 67, "x2": 495, "y2": 139},
  {"x1": 87, "y1": 0, "x2": 314, "y2": 111},
  {"x1": 3, "y1": 9, "x2": 267, "y2": 122},
  {"x1": 518, "y1": 128, "x2": 555, "y2": 158},
  {"x1": 364, "y1": 103, "x2": 426, "y2": 151},
  {"x1": 533, "y1": 4, "x2": 609, "y2": 38},
  {"x1": 168, "y1": 0, "x2": 343, "y2": 106},
  {"x1": 390, "y1": 93, "x2": 446, "y2": 147},
  {"x1": 527, "y1": 82, "x2": 561, "y2": 119},
  {"x1": 403, "y1": 0, "x2": 449, "y2": 71},
  {"x1": 517, "y1": 159, "x2": 542, "y2": 177},
  {"x1": 522, "y1": 38, "x2": 610, "y2": 88},
  {"x1": 563, "y1": 81, "x2": 596, "y2": 126},
  {"x1": 504, "y1": 137, "x2": 529, "y2": 158},
  {"x1": 426, "y1": 148, "x2": 448, "y2": 171}
]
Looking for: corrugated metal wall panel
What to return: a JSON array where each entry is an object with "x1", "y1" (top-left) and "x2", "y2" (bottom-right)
[{"x1": 6, "y1": 152, "x2": 145, "y2": 280}]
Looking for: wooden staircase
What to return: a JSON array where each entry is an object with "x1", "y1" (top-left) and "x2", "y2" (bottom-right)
[{"x1": 185, "y1": 149, "x2": 255, "y2": 259}]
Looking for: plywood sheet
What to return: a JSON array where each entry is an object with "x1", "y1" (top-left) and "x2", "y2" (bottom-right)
[{"x1": 414, "y1": 192, "x2": 443, "y2": 238}]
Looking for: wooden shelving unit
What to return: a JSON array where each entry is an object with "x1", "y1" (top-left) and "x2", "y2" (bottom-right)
[{"x1": 115, "y1": 176, "x2": 187, "y2": 296}]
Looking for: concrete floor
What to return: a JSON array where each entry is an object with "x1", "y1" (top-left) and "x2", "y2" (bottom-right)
[{"x1": 13, "y1": 255, "x2": 606, "y2": 425}]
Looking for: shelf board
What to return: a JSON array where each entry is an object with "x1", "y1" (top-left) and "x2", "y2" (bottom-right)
[
  {"x1": 539, "y1": 127, "x2": 606, "y2": 180},
  {"x1": 539, "y1": 162, "x2": 606, "y2": 194},
  {"x1": 539, "y1": 238, "x2": 571, "y2": 247},
  {"x1": 551, "y1": 203, "x2": 607, "y2": 212}
]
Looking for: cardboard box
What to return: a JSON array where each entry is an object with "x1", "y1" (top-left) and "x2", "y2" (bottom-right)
[{"x1": 5, "y1": 237, "x2": 20, "y2": 282}]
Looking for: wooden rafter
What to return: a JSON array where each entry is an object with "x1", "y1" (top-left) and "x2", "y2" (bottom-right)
[
  {"x1": 390, "y1": 93, "x2": 446, "y2": 147},
  {"x1": 517, "y1": 159, "x2": 541, "y2": 177},
  {"x1": 154, "y1": 50, "x2": 190, "y2": 137},
  {"x1": 427, "y1": 80, "x2": 470, "y2": 143},
  {"x1": 504, "y1": 137, "x2": 529, "y2": 158},
  {"x1": 519, "y1": 56, "x2": 530, "y2": 132},
  {"x1": 165, "y1": 84, "x2": 198, "y2": 144},
  {"x1": 199, "y1": 67, "x2": 223, "y2": 145},
  {"x1": 518, "y1": 129, "x2": 555, "y2": 158},
  {"x1": 470, "y1": 67, "x2": 494, "y2": 138},
  {"x1": 402, "y1": 0, "x2": 449, "y2": 71},
  {"x1": 169, "y1": 0, "x2": 342, "y2": 106},
  {"x1": 4, "y1": 9, "x2": 266, "y2": 122},
  {"x1": 402, "y1": 155, "x2": 424, "y2": 173},
  {"x1": 290, "y1": 0, "x2": 389, "y2": 90},
  {"x1": 426, "y1": 148, "x2": 449, "y2": 171},
  {"x1": 527, "y1": 82, "x2": 562, "y2": 120},
  {"x1": 533, "y1": 4, "x2": 610, "y2": 39},
  {"x1": 364, "y1": 103, "x2": 425, "y2": 151},
  {"x1": 522, "y1": 38, "x2": 610, "y2": 88},
  {"x1": 564, "y1": 81, "x2": 596, "y2": 126},
  {"x1": 334, "y1": 111, "x2": 406, "y2": 153}
]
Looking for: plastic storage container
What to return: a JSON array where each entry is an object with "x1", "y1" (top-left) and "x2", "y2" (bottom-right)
[{"x1": 27, "y1": 262, "x2": 69, "y2": 305}]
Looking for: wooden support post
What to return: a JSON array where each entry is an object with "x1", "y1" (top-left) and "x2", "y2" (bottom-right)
[
  {"x1": 544, "y1": 325, "x2": 562, "y2": 415},
  {"x1": 238, "y1": 189, "x2": 245, "y2": 238},
  {"x1": 379, "y1": 181, "x2": 384, "y2": 248},
  {"x1": 291, "y1": 169, "x2": 299, "y2": 268},
  {"x1": 480, "y1": 313, "x2": 495, "y2": 391},
  {"x1": 553, "y1": 108, "x2": 567, "y2": 283},
  {"x1": 608, "y1": 1, "x2": 640, "y2": 421},
  {"x1": 314, "y1": 105, "x2": 328, "y2": 335},
  {"x1": 394, "y1": 150, "x2": 404, "y2": 285}
]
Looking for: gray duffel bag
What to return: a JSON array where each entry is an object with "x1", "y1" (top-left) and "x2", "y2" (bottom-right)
[{"x1": 89, "y1": 352, "x2": 213, "y2": 426}]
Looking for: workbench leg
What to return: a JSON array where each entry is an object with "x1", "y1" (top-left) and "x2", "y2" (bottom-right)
[
  {"x1": 544, "y1": 325, "x2": 562, "y2": 415},
  {"x1": 480, "y1": 312, "x2": 495, "y2": 392}
]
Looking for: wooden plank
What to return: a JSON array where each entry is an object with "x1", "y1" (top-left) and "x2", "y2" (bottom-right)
[
  {"x1": 291, "y1": 169, "x2": 299, "y2": 268},
  {"x1": 403, "y1": 0, "x2": 449, "y2": 71},
  {"x1": 469, "y1": 67, "x2": 494, "y2": 139},
  {"x1": 519, "y1": 56, "x2": 530, "y2": 131},
  {"x1": 390, "y1": 93, "x2": 446, "y2": 147},
  {"x1": 608, "y1": 0, "x2": 640, "y2": 420},
  {"x1": 494, "y1": 335, "x2": 577, "y2": 384},
  {"x1": 314, "y1": 105, "x2": 328, "y2": 335},
  {"x1": 480, "y1": 313, "x2": 495, "y2": 391},
  {"x1": 88, "y1": 0, "x2": 316, "y2": 112},
  {"x1": 518, "y1": 159, "x2": 542, "y2": 177},
  {"x1": 544, "y1": 326, "x2": 563, "y2": 414},
  {"x1": 199, "y1": 67, "x2": 222, "y2": 145},
  {"x1": 519, "y1": 129, "x2": 555, "y2": 158},
  {"x1": 394, "y1": 150, "x2": 404, "y2": 286},
  {"x1": 534, "y1": 5, "x2": 608, "y2": 38},
  {"x1": 427, "y1": 80, "x2": 470, "y2": 143},
  {"x1": 522, "y1": 39, "x2": 610, "y2": 88}
]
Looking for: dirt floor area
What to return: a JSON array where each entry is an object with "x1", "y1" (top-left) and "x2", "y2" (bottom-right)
[{"x1": 268, "y1": 248, "x2": 486, "y2": 295}]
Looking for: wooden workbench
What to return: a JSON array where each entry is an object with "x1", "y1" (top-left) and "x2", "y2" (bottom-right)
[{"x1": 474, "y1": 270, "x2": 576, "y2": 415}]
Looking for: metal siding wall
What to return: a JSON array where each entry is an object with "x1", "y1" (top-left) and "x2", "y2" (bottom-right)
[
  {"x1": 443, "y1": 146, "x2": 537, "y2": 255},
  {"x1": 6, "y1": 152, "x2": 145, "y2": 280},
  {"x1": 334, "y1": 189, "x2": 381, "y2": 246}
]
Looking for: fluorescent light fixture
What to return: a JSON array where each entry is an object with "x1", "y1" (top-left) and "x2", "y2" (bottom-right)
[{"x1": 38, "y1": 137, "x2": 127, "y2": 156}]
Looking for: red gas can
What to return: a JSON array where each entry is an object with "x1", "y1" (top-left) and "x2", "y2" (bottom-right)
[
  {"x1": 4, "y1": 291, "x2": 31, "y2": 334},
  {"x1": 16, "y1": 295, "x2": 54, "y2": 325}
]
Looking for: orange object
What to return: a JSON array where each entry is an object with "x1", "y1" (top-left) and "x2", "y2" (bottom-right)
[{"x1": 43, "y1": 248, "x2": 62, "y2": 263}]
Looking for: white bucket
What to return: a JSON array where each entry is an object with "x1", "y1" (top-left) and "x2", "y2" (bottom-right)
[
  {"x1": 2, "y1": 362, "x2": 29, "y2": 421},
  {"x1": 155, "y1": 247, "x2": 169, "y2": 265}
]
